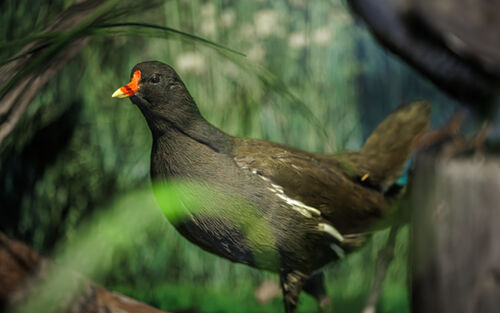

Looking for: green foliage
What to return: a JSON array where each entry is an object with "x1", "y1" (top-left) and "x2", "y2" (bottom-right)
[{"x1": 1, "y1": 0, "x2": 458, "y2": 312}]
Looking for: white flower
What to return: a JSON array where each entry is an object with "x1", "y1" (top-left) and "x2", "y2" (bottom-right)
[
  {"x1": 200, "y1": 2, "x2": 216, "y2": 17},
  {"x1": 288, "y1": 31, "x2": 308, "y2": 49},
  {"x1": 176, "y1": 52, "x2": 206, "y2": 75},
  {"x1": 247, "y1": 44, "x2": 266, "y2": 63},
  {"x1": 289, "y1": 0, "x2": 307, "y2": 7},
  {"x1": 200, "y1": 3, "x2": 217, "y2": 36},
  {"x1": 313, "y1": 27, "x2": 333, "y2": 46},
  {"x1": 254, "y1": 9, "x2": 278, "y2": 37},
  {"x1": 220, "y1": 9, "x2": 236, "y2": 28}
]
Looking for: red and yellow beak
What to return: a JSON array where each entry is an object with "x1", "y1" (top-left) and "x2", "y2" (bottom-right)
[{"x1": 112, "y1": 70, "x2": 141, "y2": 98}]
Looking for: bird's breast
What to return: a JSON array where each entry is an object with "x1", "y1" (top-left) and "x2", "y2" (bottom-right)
[{"x1": 149, "y1": 136, "x2": 344, "y2": 272}]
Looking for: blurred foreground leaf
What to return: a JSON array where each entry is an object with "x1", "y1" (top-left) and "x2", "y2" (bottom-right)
[{"x1": 14, "y1": 179, "x2": 282, "y2": 312}]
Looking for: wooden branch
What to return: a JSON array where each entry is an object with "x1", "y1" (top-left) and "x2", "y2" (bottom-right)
[
  {"x1": 0, "y1": 232, "x2": 172, "y2": 313},
  {"x1": 410, "y1": 156, "x2": 500, "y2": 313},
  {"x1": 361, "y1": 224, "x2": 400, "y2": 313}
]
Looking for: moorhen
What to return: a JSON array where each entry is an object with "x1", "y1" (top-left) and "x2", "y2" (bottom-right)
[{"x1": 112, "y1": 61, "x2": 430, "y2": 313}]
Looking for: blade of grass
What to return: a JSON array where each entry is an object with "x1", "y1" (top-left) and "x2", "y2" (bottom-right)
[{"x1": 95, "y1": 22, "x2": 245, "y2": 56}]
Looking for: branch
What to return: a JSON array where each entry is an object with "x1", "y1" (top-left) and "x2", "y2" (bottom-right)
[
  {"x1": 361, "y1": 225, "x2": 400, "y2": 313},
  {"x1": 0, "y1": 232, "x2": 172, "y2": 313}
]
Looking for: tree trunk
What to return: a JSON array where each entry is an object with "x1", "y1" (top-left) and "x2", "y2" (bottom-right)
[{"x1": 410, "y1": 156, "x2": 500, "y2": 313}]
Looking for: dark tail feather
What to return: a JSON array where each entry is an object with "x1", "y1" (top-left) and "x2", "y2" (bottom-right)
[{"x1": 357, "y1": 101, "x2": 431, "y2": 190}]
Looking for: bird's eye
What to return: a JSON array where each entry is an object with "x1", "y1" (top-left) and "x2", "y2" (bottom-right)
[{"x1": 150, "y1": 75, "x2": 160, "y2": 84}]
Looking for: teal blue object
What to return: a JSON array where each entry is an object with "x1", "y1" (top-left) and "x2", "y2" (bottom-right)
[{"x1": 396, "y1": 158, "x2": 413, "y2": 186}]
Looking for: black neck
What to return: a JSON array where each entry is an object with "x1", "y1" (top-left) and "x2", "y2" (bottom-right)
[{"x1": 139, "y1": 105, "x2": 233, "y2": 155}]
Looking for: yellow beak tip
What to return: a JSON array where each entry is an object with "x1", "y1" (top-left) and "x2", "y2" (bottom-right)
[{"x1": 112, "y1": 88, "x2": 129, "y2": 98}]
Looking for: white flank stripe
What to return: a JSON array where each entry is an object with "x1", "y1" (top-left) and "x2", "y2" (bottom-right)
[
  {"x1": 318, "y1": 223, "x2": 344, "y2": 242},
  {"x1": 248, "y1": 169, "x2": 345, "y2": 253},
  {"x1": 330, "y1": 243, "x2": 346, "y2": 259},
  {"x1": 275, "y1": 193, "x2": 321, "y2": 218},
  {"x1": 252, "y1": 170, "x2": 321, "y2": 218}
]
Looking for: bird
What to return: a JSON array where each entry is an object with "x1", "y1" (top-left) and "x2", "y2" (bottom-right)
[{"x1": 112, "y1": 61, "x2": 430, "y2": 313}]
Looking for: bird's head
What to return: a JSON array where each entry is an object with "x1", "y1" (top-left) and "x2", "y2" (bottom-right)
[{"x1": 112, "y1": 61, "x2": 200, "y2": 132}]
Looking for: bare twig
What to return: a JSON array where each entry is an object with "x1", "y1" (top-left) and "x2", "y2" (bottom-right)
[{"x1": 361, "y1": 225, "x2": 400, "y2": 313}]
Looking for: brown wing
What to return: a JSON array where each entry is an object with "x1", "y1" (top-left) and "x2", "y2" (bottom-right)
[
  {"x1": 233, "y1": 101, "x2": 430, "y2": 234},
  {"x1": 233, "y1": 138, "x2": 390, "y2": 234}
]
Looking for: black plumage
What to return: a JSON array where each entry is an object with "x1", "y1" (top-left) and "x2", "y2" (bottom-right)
[{"x1": 112, "y1": 61, "x2": 430, "y2": 313}]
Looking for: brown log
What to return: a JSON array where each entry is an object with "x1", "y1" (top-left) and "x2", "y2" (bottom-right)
[
  {"x1": 410, "y1": 156, "x2": 500, "y2": 313},
  {"x1": 0, "y1": 232, "x2": 171, "y2": 313}
]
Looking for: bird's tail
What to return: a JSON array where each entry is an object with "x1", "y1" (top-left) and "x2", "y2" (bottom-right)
[{"x1": 351, "y1": 101, "x2": 431, "y2": 191}]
